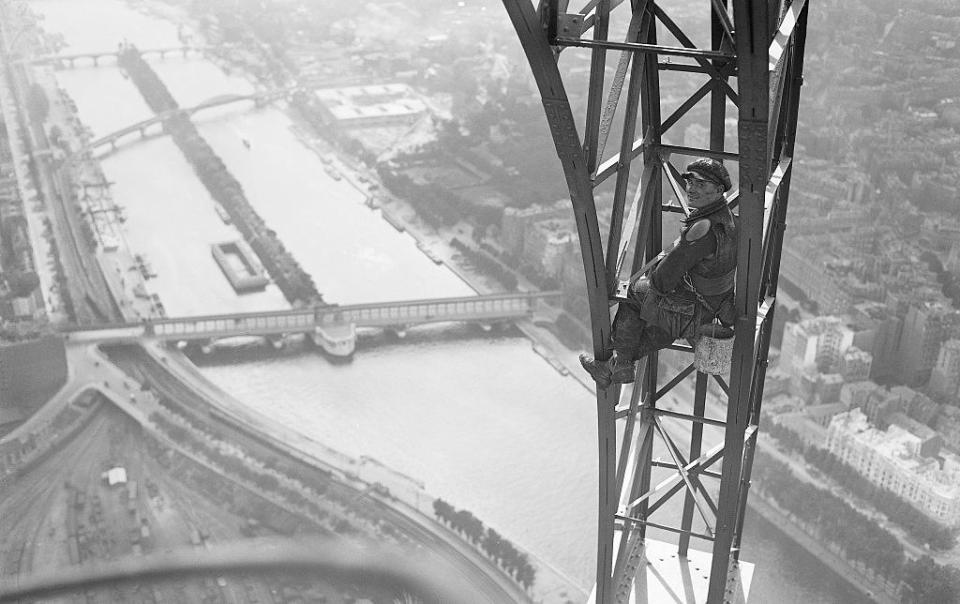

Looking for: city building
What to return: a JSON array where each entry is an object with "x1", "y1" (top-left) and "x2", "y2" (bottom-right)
[
  {"x1": 839, "y1": 380, "x2": 884, "y2": 409},
  {"x1": 888, "y1": 412, "x2": 943, "y2": 458},
  {"x1": 929, "y1": 338, "x2": 960, "y2": 403},
  {"x1": 827, "y1": 408, "x2": 960, "y2": 526},
  {"x1": 806, "y1": 401, "x2": 850, "y2": 428},
  {"x1": 780, "y1": 316, "x2": 855, "y2": 375},
  {"x1": 499, "y1": 200, "x2": 568, "y2": 259},
  {"x1": 946, "y1": 241, "x2": 960, "y2": 273},
  {"x1": 815, "y1": 373, "x2": 845, "y2": 404},
  {"x1": 858, "y1": 385, "x2": 934, "y2": 428},
  {"x1": 779, "y1": 243, "x2": 852, "y2": 315},
  {"x1": 895, "y1": 302, "x2": 960, "y2": 386},
  {"x1": 935, "y1": 406, "x2": 960, "y2": 452},
  {"x1": 312, "y1": 83, "x2": 427, "y2": 128},
  {"x1": 522, "y1": 217, "x2": 577, "y2": 279},
  {"x1": 780, "y1": 320, "x2": 819, "y2": 372},
  {"x1": 839, "y1": 346, "x2": 872, "y2": 381},
  {"x1": 849, "y1": 302, "x2": 903, "y2": 380}
]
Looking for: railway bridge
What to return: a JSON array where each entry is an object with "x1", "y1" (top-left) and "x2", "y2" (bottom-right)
[
  {"x1": 25, "y1": 45, "x2": 209, "y2": 68},
  {"x1": 85, "y1": 87, "x2": 302, "y2": 155},
  {"x1": 66, "y1": 291, "x2": 564, "y2": 357}
]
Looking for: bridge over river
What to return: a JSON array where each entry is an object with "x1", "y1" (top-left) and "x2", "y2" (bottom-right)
[
  {"x1": 85, "y1": 87, "x2": 303, "y2": 155},
  {"x1": 66, "y1": 291, "x2": 564, "y2": 357},
  {"x1": 23, "y1": 45, "x2": 210, "y2": 68}
]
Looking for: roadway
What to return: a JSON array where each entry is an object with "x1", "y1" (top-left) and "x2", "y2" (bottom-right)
[
  {"x1": 1, "y1": 340, "x2": 531, "y2": 603},
  {"x1": 0, "y1": 28, "x2": 122, "y2": 324},
  {"x1": 112, "y1": 342, "x2": 532, "y2": 603}
]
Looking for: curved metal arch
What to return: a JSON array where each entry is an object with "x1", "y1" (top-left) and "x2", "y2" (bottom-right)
[{"x1": 499, "y1": 5, "x2": 621, "y2": 603}]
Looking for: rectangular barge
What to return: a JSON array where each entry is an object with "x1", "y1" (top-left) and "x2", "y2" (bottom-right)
[{"x1": 211, "y1": 240, "x2": 269, "y2": 292}]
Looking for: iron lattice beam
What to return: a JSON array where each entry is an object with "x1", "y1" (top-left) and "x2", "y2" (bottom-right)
[{"x1": 501, "y1": 1, "x2": 810, "y2": 602}]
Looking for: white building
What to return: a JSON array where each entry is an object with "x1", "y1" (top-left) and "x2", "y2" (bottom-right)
[
  {"x1": 780, "y1": 316, "x2": 855, "y2": 375},
  {"x1": 826, "y1": 409, "x2": 960, "y2": 526},
  {"x1": 523, "y1": 218, "x2": 576, "y2": 279},
  {"x1": 780, "y1": 316, "x2": 859, "y2": 402},
  {"x1": 500, "y1": 200, "x2": 568, "y2": 258},
  {"x1": 313, "y1": 83, "x2": 427, "y2": 128}
]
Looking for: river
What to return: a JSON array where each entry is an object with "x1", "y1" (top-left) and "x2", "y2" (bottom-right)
[{"x1": 31, "y1": 0, "x2": 870, "y2": 601}]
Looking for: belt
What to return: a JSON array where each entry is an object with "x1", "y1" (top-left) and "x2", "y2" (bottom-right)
[{"x1": 688, "y1": 270, "x2": 735, "y2": 296}]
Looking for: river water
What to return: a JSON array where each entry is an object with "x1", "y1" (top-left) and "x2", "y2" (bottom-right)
[{"x1": 32, "y1": 0, "x2": 869, "y2": 601}]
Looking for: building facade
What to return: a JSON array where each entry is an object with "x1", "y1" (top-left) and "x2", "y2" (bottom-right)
[
  {"x1": 827, "y1": 409, "x2": 960, "y2": 526},
  {"x1": 499, "y1": 200, "x2": 567, "y2": 259},
  {"x1": 930, "y1": 338, "x2": 960, "y2": 403},
  {"x1": 896, "y1": 303, "x2": 960, "y2": 386}
]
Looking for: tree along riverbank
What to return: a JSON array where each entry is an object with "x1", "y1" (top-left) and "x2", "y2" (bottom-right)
[
  {"x1": 103, "y1": 342, "x2": 535, "y2": 603},
  {"x1": 116, "y1": 45, "x2": 322, "y2": 306},
  {"x1": 753, "y1": 449, "x2": 960, "y2": 602}
]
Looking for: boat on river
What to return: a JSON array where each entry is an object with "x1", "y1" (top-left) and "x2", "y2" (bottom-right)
[
  {"x1": 324, "y1": 165, "x2": 342, "y2": 181},
  {"x1": 213, "y1": 202, "x2": 231, "y2": 224},
  {"x1": 382, "y1": 211, "x2": 405, "y2": 233},
  {"x1": 201, "y1": 335, "x2": 267, "y2": 354},
  {"x1": 416, "y1": 241, "x2": 444, "y2": 265}
]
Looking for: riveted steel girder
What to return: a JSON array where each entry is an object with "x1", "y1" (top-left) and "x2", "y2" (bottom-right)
[{"x1": 500, "y1": 1, "x2": 809, "y2": 602}]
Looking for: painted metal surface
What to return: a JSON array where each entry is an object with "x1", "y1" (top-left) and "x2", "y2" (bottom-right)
[{"x1": 501, "y1": 0, "x2": 809, "y2": 602}]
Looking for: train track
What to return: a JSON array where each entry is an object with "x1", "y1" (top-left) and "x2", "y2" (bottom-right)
[{"x1": 104, "y1": 346, "x2": 525, "y2": 602}]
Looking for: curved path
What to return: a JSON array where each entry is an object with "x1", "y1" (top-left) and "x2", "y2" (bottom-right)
[{"x1": 117, "y1": 342, "x2": 532, "y2": 603}]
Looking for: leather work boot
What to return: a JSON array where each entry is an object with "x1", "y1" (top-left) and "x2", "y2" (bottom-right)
[{"x1": 579, "y1": 353, "x2": 636, "y2": 389}]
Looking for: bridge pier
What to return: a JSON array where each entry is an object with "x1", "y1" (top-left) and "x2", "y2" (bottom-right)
[
  {"x1": 313, "y1": 323, "x2": 356, "y2": 359},
  {"x1": 386, "y1": 325, "x2": 408, "y2": 339},
  {"x1": 175, "y1": 340, "x2": 204, "y2": 355}
]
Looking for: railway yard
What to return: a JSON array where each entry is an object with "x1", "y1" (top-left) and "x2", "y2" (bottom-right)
[{"x1": 0, "y1": 397, "x2": 390, "y2": 604}]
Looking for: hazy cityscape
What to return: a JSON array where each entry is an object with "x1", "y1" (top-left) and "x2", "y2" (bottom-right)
[{"x1": 0, "y1": 0, "x2": 959, "y2": 603}]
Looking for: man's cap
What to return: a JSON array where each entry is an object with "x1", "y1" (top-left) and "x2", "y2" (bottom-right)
[{"x1": 683, "y1": 158, "x2": 732, "y2": 192}]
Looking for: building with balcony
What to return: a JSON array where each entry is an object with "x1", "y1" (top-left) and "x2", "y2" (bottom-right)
[{"x1": 827, "y1": 408, "x2": 960, "y2": 526}]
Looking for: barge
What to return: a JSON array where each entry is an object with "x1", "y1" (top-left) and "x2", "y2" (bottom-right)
[
  {"x1": 382, "y1": 211, "x2": 406, "y2": 233},
  {"x1": 213, "y1": 202, "x2": 231, "y2": 224},
  {"x1": 211, "y1": 240, "x2": 269, "y2": 292},
  {"x1": 416, "y1": 241, "x2": 444, "y2": 265}
]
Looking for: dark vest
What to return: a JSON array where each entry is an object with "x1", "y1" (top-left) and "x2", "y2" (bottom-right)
[{"x1": 685, "y1": 201, "x2": 738, "y2": 296}]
